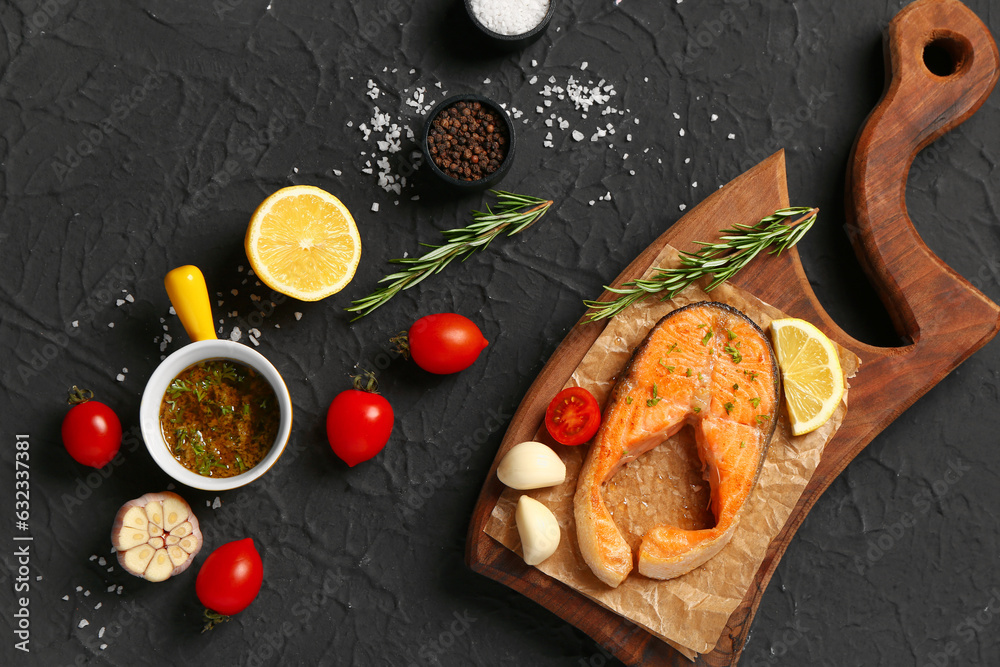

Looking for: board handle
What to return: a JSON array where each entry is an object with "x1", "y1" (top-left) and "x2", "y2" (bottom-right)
[{"x1": 846, "y1": 0, "x2": 1000, "y2": 343}]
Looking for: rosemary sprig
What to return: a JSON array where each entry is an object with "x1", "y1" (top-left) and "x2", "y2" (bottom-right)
[
  {"x1": 347, "y1": 190, "x2": 554, "y2": 319},
  {"x1": 584, "y1": 206, "x2": 818, "y2": 321}
]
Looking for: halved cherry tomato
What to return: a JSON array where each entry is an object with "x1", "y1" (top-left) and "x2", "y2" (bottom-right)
[
  {"x1": 196, "y1": 538, "x2": 263, "y2": 617},
  {"x1": 544, "y1": 386, "x2": 601, "y2": 446},
  {"x1": 61, "y1": 389, "x2": 122, "y2": 468},
  {"x1": 326, "y1": 374, "x2": 394, "y2": 466},
  {"x1": 407, "y1": 313, "x2": 488, "y2": 375}
]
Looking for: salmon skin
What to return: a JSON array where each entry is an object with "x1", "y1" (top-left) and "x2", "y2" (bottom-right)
[{"x1": 574, "y1": 301, "x2": 779, "y2": 587}]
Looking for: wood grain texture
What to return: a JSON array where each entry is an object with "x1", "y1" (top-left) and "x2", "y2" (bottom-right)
[{"x1": 465, "y1": 0, "x2": 1000, "y2": 664}]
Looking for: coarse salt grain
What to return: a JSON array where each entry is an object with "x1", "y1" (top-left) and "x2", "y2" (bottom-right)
[{"x1": 470, "y1": 0, "x2": 550, "y2": 36}]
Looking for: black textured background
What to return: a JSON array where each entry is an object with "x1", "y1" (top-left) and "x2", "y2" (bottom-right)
[{"x1": 2, "y1": 1, "x2": 1000, "y2": 665}]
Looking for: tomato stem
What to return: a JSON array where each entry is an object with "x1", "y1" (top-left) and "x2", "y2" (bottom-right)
[
  {"x1": 351, "y1": 369, "x2": 380, "y2": 394},
  {"x1": 201, "y1": 609, "x2": 231, "y2": 633},
  {"x1": 389, "y1": 332, "x2": 411, "y2": 360},
  {"x1": 66, "y1": 385, "x2": 94, "y2": 405}
]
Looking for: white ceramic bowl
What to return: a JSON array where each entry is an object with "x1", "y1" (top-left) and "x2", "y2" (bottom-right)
[{"x1": 140, "y1": 339, "x2": 293, "y2": 491}]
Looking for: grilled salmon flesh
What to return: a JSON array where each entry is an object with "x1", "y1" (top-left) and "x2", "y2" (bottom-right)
[{"x1": 574, "y1": 302, "x2": 779, "y2": 587}]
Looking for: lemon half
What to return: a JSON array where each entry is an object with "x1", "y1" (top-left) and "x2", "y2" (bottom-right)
[
  {"x1": 245, "y1": 185, "x2": 361, "y2": 301},
  {"x1": 770, "y1": 317, "x2": 845, "y2": 436}
]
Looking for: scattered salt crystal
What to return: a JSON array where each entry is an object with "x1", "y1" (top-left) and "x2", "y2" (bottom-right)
[
  {"x1": 728, "y1": 133, "x2": 736, "y2": 140},
  {"x1": 95, "y1": 602, "x2": 102, "y2": 610},
  {"x1": 116, "y1": 586, "x2": 123, "y2": 595},
  {"x1": 106, "y1": 585, "x2": 115, "y2": 592},
  {"x1": 100, "y1": 644, "x2": 107, "y2": 650},
  {"x1": 83, "y1": 590, "x2": 90, "y2": 597},
  {"x1": 588, "y1": 200, "x2": 595, "y2": 206},
  {"x1": 679, "y1": 204, "x2": 687, "y2": 211},
  {"x1": 229, "y1": 327, "x2": 242, "y2": 341},
  {"x1": 532, "y1": 59, "x2": 538, "y2": 66},
  {"x1": 679, "y1": 128, "x2": 685, "y2": 137},
  {"x1": 79, "y1": 619, "x2": 89, "y2": 629},
  {"x1": 711, "y1": 114, "x2": 718, "y2": 122},
  {"x1": 572, "y1": 130, "x2": 584, "y2": 141},
  {"x1": 212, "y1": 497, "x2": 222, "y2": 509},
  {"x1": 62, "y1": 595, "x2": 69, "y2": 601},
  {"x1": 685, "y1": 157, "x2": 691, "y2": 164},
  {"x1": 116, "y1": 299, "x2": 125, "y2": 306},
  {"x1": 333, "y1": 169, "x2": 342, "y2": 176},
  {"x1": 99, "y1": 627, "x2": 106, "y2": 638},
  {"x1": 580, "y1": 61, "x2": 588, "y2": 70},
  {"x1": 107, "y1": 322, "x2": 114, "y2": 328},
  {"x1": 71, "y1": 320, "x2": 78, "y2": 327},
  {"x1": 294, "y1": 312, "x2": 302, "y2": 320},
  {"x1": 89, "y1": 555, "x2": 97, "y2": 561},
  {"x1": 692, "y1": 181, "x2": 698, "y2": 188},
  {"x1": 116, "y1": 374, "x2": 125, "y2": 382},
  {"x1": 371, "y1": 203, "x2": 379, "y2": 212},
  {"x1": 168, "y1": 306, "x2": 175, "y2": 314}
]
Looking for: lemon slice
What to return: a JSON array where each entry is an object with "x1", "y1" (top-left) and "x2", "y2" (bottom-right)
[
  {"x1": 245, "y1": 185, "x2": 361, "y2": 301},
  {"x1": 770, "y1": 318, "x2": 844, "y2": 436}
]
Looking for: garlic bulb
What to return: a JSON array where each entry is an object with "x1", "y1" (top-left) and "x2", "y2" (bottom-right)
[
  {"x1": 515, "y1": 496, "x2": 561, "y2": 566},
  {"x1": 497, "y1": 441, "x2": 566, "y2": 490},
  {"x1": 111, "y1": 492, "x2": 203, "y2": 582}
]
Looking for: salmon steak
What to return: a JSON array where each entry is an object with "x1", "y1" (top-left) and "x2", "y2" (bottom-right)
[{"x1": 574, "y1": 301, "x2": 779, "y2": 587}]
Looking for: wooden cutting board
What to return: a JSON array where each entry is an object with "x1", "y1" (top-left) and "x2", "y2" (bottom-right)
[{"x1": 466, "y1": 0, "x2": 1000, "y2": 664}]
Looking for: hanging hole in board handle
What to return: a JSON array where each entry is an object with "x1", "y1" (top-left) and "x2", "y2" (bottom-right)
[{"x1": 923, "y1": 31, "x2": 974, "y2": 77}]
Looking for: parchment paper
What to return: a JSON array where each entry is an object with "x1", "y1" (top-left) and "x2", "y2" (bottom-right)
[{"x1": 484, "y1": 245, "x2": 860, "y2": 658}]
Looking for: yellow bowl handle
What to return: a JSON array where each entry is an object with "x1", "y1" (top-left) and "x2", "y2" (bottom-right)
[{"x1": 164, "y1": 265, "x2": 218, "y2": 342}]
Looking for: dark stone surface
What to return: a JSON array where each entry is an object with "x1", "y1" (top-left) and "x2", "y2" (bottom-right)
[{"x1": 1, "y1": 0, "x2": 999, "y2": 665}]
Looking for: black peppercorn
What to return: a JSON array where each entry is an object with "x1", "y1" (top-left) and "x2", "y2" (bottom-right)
[{"x1": 427, "y1": 100, "x2": 508, "y2": 182}]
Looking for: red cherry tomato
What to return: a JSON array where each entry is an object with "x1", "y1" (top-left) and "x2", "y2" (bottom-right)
[
  {"x1": 196, "y1": 538, "x2": 263, "y2": 617},
  {"x1": 544, "y1": 387, "x2": 602, "y2": 446},
  {"x1": 408, "y1": 313, "x2": 488, "y2": 375},
  {"x1": 61, "y1": 399, "x2": 122, "y2": 468},
  {"x1": 326, "y1": 389, "x2": 394, "y2": 466}
]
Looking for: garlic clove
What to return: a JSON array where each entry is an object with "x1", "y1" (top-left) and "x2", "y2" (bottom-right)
[
  {"x1": 144, "y1": 549, "x2": 174, "y2": 582},
  {"x1": 119, "y1": 506, "x2": 148, "y2": 532},
  {"x1": 111, "y1": 492, "x2": 203, "y2": 581},
  {"x1": 121, "y1": 544, "x2": 156, "y2": 573},
  {"x1": 161, "y1": 496, "x2": 189, "y2": 531},
  {"x1": 167, "y1": 546, "x2": 188, "y2": 567},
  {"x1": 113, "y1": 525, "x2": 150, "y2": 551},
  {"x1": 145, "y1": 500, "x2": 164, "y2": 528},
  {"x1": 178, "y1": 535, "x2": 199, "y2": 553},
  {"x1": 171, "y1": 522, "x2": 192, "y2": 539},
  {"x1": 497, "y1": 441, "x2": 567, "y2": 490},
  {"x1": 515, "y1": 495, "x2": 561, "y2": 566}
]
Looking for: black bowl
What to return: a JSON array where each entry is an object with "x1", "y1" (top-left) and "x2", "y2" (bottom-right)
[
  {"x1": 463, "y1": 0, "x2": 555, "y2": 50},
  {"x1": 421, "y1": 93, "x2": 517, "y2": 192}
]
